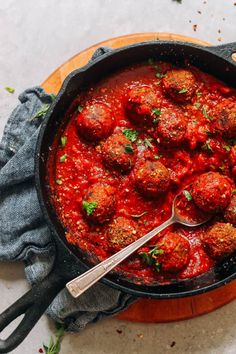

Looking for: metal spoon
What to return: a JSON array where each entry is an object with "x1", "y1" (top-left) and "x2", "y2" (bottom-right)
[{"x1": 66, "y1": 192, "x2": 211, "y2": 298}]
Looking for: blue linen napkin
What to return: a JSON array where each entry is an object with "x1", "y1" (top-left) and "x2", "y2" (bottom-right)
[{"x1": 0, "y1": 87, "x2": 135, "y2": 331}]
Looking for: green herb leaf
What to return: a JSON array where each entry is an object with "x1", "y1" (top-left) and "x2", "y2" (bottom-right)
[
  {"x1": 139, "y1": 246, "x2": 164, "y2": 272},
  {"x1": 232, "y1": 189, "x2": 236, "y2": 195},
  {"x1": 60, "y1": 154, "x2": 67, "y2": 163},
  {"x1": 144, "y1": 138, "x2": 153, "y2": 148},
  {"x1": 196, "y1": 91, "x2": 202, "y2": 97},
  {"x1": 131, "y1": 211, "x2": 148, "y2": 218},
  {"x1": 154, "y1": 154, "x2": 162, "y2": 160},
  {"x1": 56, "y1": 179, "x2": 63, "y2": 185},
  {"x1": 60, "y1": 136, "x2": 67, "y2": 148},
  {"x1": 124, "y1": 144, "x2": 134, "y2": 154},
  {"x1": 152, "y1": 108, "x2": 162, "y2": 116},
  {"x1": 5, "y1": 86, "x2": 15, "y2": 94},
  {"x1": 219, "y1": 165, "x2": 225, "y2": 171},
  {"x1": 156, "y1": 72, "x2": 166, "y2": 79},
  {"x1": 50, "y1": 93, "x2": 57, "y2": 101},
  {"x1": 183, "y1": 190, "x2": 192, "y2": 201},
  {"x1": 77, "y1": 105, "x2": 83, "y2": 113},
  {"x1": 202, "y1": 139, "x2": 213, "y2": 152},
  {"x1": 178, "y1": 88, "x2": 188, "y2": 94},
  {"x1": 223, "y1": 145, "x2": 231, "y2": 152},
  {"x1": 32, "y1": 104, "x2": 50, "y2": 120},
  {"x1": 202, "y1": 106, "x2": 213, "y2": 121},
  {"x1": 194, "y1": 102, "x2": 201, "y2": 108},
  {"x1": 43, "y1": 323, "x2": 64, "y2": 354},
  {"x1": 82, "y1": 201, "x2": 97, "y2": 216},
  {"x1": 123, "y1": 129, "x2": 138, "y2": 142}
]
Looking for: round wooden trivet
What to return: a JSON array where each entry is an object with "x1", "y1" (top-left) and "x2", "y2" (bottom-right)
[{"x1": 41, "y1": 32, "x2": 236, "y2": 322}]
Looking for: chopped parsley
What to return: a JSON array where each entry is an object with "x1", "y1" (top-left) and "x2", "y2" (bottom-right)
[
  {"x1": 202, "y1": 140, "x2": 213, "y2": 153},
  {"x1": 139, "y1": 246, "x2": 164, "y2": 272},
  {"x1": 60, "y1": 136, "x2": 67, "y2": 147},
  {"x1": 219, "y1": 165, "x2": 225, "y2": 171},
  {"x1": 183, "y1": 190, "x2": 192, "y2": 201},
  {"x1": 60, "y1": 154, "x2": 67, "y2": 163},
  {"x1": 56, "y1": 179, "x2": 63, "y2": 185},
  {"x1": 131, "y1": 211, "x2": 148, "y2": 219},
  {"x1": 194, "y1": 102, "x2": 201, "y2": 109},
  {"x1": 196, "y1": 91, "x2": 202, "y2": 97},
  {"x1": 178, "y1": 88, "x2": 188, "y2": 94},
  {"x1": 232, "y1": 189, "x2": 236, "y2": 195},
  {"x1": 43, "y1": 323, "x2": 64, "y2": 354},
  {"x1": 144, "y1": 138, "x2": 153, "y2": 148},
  {"x1": 223, "y1": 145, "x2": 231, "y2": 152},
  {"x1": 152, "y1": 108, "x2": 162, "y2": 116},
  {"x1": 156, "y1": 72, "x2": 166, "y2": 79},
  {"x1": 82, "y1": 201, "x2": 97, "y2": 216},
  {"x1": 154, "y1": 154, "x2": 162, "y2": 160},
  {"x1": 124, "y1": 144, "x2": 134, "y2": 154},
  {"x1": 5, "y1": 86, "x2": 15, "y2": 94},
  {"x1": 202, "y1": 106, "x2": 213, "y2": 121},
  {"x1": 123, "y1": 129, "x2": 138, "y2": 142},
  {"x1": 32, "y1": 104, "x2": 50, "y2": 120},
  {"x1": 77, "y1": 105, "x2": 83, "y2": 113}
]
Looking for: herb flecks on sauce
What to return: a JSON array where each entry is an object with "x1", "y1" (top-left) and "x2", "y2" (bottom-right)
[
  {"x1": 139, "y1": 246, "x2": 164, "y2": 272},
  {"x1": 82, "y1": 201, "x2": 97, "y2": 216},
  {"x1": 123, "y1": 129, "x2": 138, "y2": 142}
]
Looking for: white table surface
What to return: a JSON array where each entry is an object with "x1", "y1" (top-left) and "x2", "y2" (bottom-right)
[{"x1": 0, "y1": 1, "x2": 236, "y2": 353}]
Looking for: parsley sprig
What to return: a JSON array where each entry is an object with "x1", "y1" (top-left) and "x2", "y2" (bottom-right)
[
  {"x1": 123, "y1": 129, "x2": 138, "y2": 142},
  {"x1": 139, "y1": 246, "x2": 164, "y2": 272},
  {"x1": 82, "y1": 201, "x2": 97, "y2": 216},
  {"x1": 43, "y1": 323, "x2": 64, "y2": 354}
]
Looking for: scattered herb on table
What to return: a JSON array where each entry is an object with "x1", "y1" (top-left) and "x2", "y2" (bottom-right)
[
  {"x1": 124, "y1": 144, "x2": 134, "y2": 154},
  {"x1": 43, "y1": 323, "x2": 65, "y2": 354},
  {"x1": 5, "y1": 86, "x2": 15, "y2": 94},
  {"x1": 82, "y1": 201, "x2": 97, "y2": 216},
  {"x1": 123, "y1": 129, "x2": 138, "y2": 142},
  {"x1": 183, "y1": 190, "x2": 192, "y2": 201}
]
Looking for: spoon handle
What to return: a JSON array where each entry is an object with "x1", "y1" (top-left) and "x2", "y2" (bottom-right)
[{"x1": 66, "y1": 217, "x2": 175, "y2": 298}]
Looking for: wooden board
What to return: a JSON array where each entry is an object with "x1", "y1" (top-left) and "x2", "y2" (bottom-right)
[{"x1": 41, "y1": 32, "x2": 236, "y2": 323}]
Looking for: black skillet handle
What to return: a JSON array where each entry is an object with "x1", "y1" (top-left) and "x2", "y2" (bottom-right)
[
  {"x1": 206, "y1": 42, "x2": 236, "y2": 64},
  {"x1": 0, "y1": 263, "x2": 66, "y2": 353},
  {"x1": 90, "y1": 46, "x2": 113, "y2": 62}
]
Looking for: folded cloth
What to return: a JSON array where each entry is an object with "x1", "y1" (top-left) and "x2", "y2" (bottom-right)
[{"x1": 0, "y1": 87, "x2": 136, "y2": 331}]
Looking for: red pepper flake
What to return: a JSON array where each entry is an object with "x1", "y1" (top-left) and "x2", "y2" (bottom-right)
[
  {"x1": 193, "y1": 24, "x2": 198, "y2": 31},
  {"x1": 38, "y1": 349, "x2": 43, "y2": 353},
  {"x1": 116, "y1": 329, "x2": 123, "y2": 334}
]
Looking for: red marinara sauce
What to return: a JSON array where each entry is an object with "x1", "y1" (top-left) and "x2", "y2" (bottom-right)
[{"x1": 48, "y1": 60, "x2": 236, "y2": 285}]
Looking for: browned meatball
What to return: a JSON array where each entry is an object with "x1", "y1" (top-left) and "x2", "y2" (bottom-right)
[
  {"x1": 192, "y1": 172, "x2": 232, "y2": 212},
  {"x1": 134, "y1": 160, "x2": 170, "y2": 198},
  {"x1": 77, "y1": 102, "x2": 114, "y2": 141},
  {"x1": 224, "y1": 195, "x2": 236, "y2": 226},
  {"x1": 101, "y1": 132, "x2": 137, "y2": 173},
  {"x1": 107, "y1": 217, "x2": 138, "y2": 251},
  {"x1": 82, "y1": 183, "x2": 116, "y2": 224},
  {"x1": 212, "y1": 101, "x2": 236, "y2": 138},
  {"x1": 125, "y1": 86, "x2": 160, "y2": 125},
  {"x1": 202, "y1": 222, "x2": 236, "y2": 260},
  {"x1": 162, "y1": 69, "x2": 197, "y2": 103},
  {"x1": 157, "y1": 109, "x2": 187, "y2": 146},
  {"x1": 157, "y1": 232, "x2": 190, "y2": 273}
]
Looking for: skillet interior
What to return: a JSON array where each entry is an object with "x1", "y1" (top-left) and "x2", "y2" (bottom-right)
[{"x1": 36, "y1": 40, "x2": 236, "y2": 298}]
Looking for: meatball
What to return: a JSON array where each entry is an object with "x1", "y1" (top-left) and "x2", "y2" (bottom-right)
[
  {"x1": 157, "y1": 109, "x2": 187, "y2": 146},
  {"x1": 77, "y1": 102, "x2": 114, "y2": 141},
  {"x1": 202, "y1": 222, "x2": 236, "y2": 260},
  {"x1": 212, "y1": 101, "x2": 236, "y2": 138},
  {"x1": 134, "y1": 160, "x2": 170, "y2": 198},
  {"x1": 192, "y1": 172, "x2": 232, "y2": 212},
  {"x1": 162, "y1": 69, "x2": 197, "y2": 103},
  {"x1": 107, "y1": 217, "x2": 138, "y2": 251},
  {"x1": 125, "y1": 86, "x2": 159, "y2": 125},
  {"x1": 224, "y1": 195, "x2": 236, "y2": 226},
  {"x1": 101, "y1": 132, "x2": 137, "y2": 173},
  {"x1": 82, "y1": 183, "x2": 116, "y2": 224},
  {"x1": 156, "y1": 232, "x2": 190, "y2": 273}
]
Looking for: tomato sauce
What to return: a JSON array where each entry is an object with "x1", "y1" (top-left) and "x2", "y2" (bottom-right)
[{"x1": 48, "y1": 61, "x2": 236, "y2": 285}]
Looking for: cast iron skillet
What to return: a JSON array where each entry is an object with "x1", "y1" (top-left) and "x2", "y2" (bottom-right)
[{"x1": 0, "y1": 40, "x2": 236, "y2": 353}]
